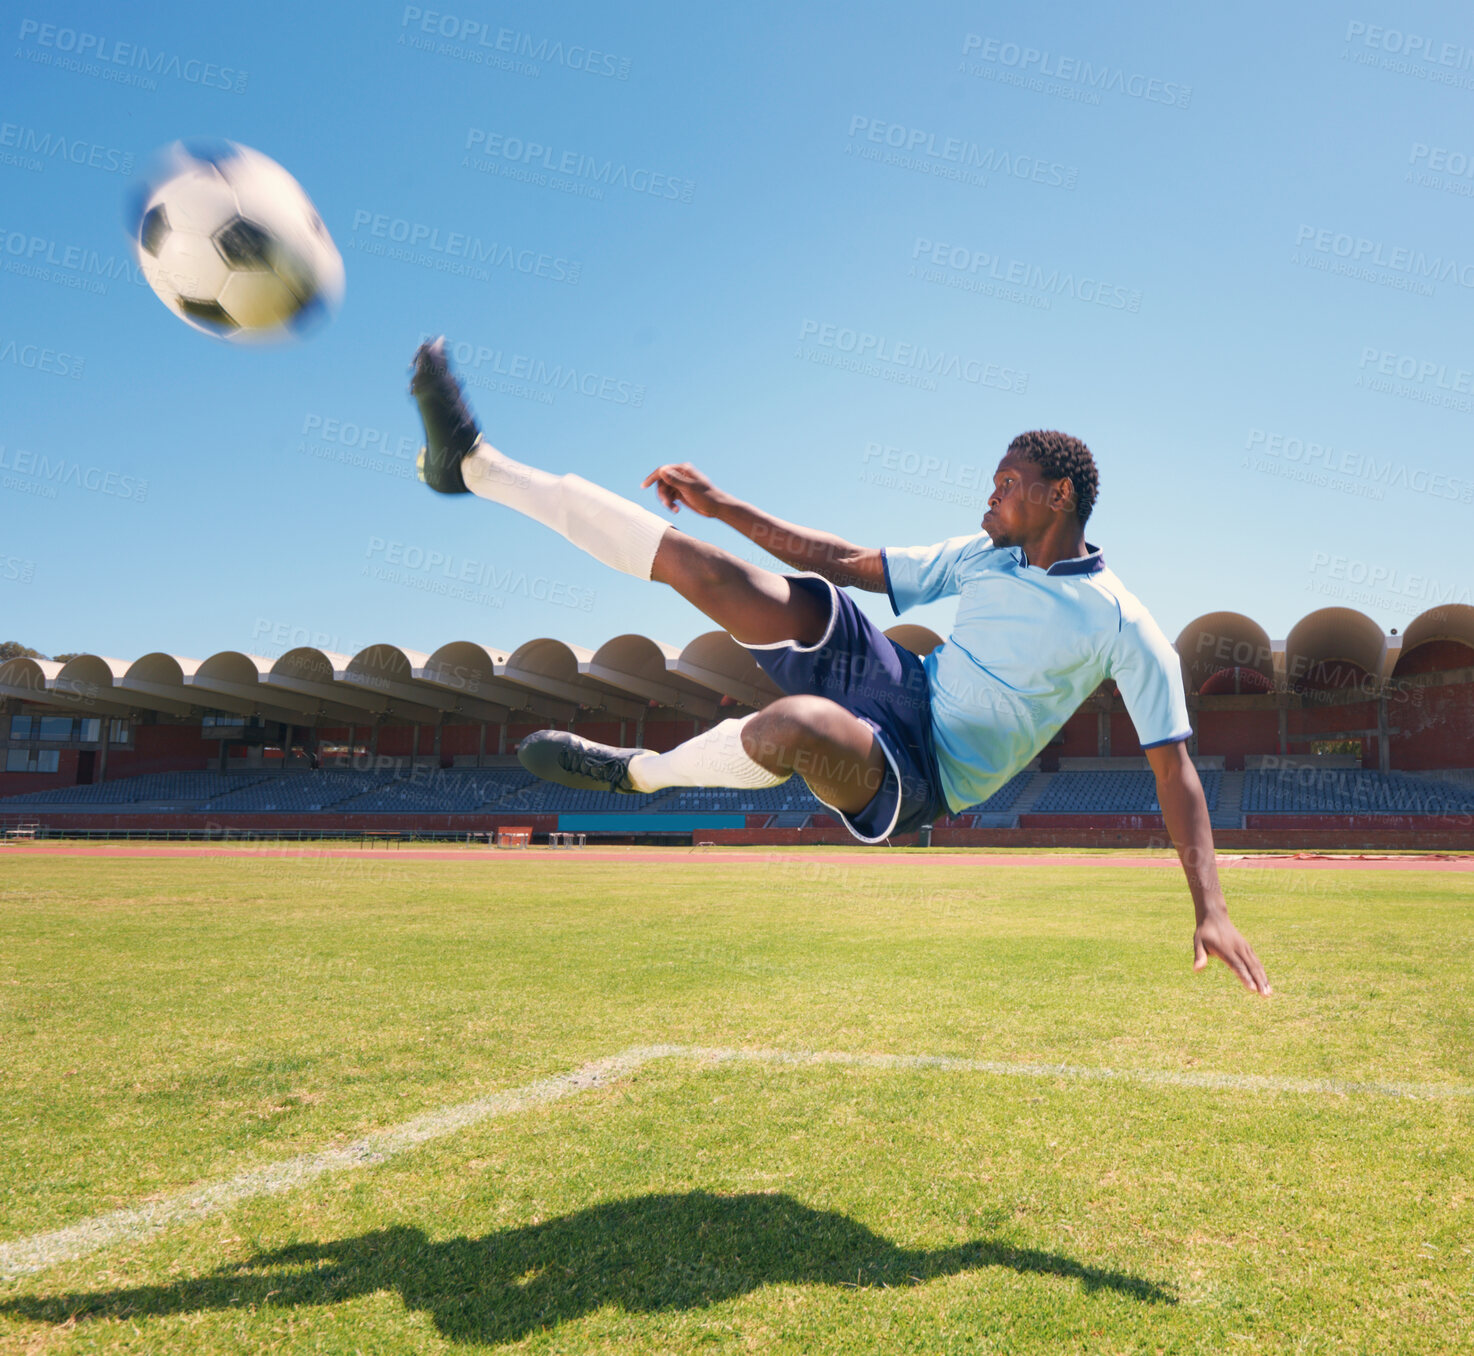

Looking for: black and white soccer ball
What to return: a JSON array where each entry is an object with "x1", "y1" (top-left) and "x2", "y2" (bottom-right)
[{"x1": 132, "y1": 141, "x2": 344, "y2": 342}]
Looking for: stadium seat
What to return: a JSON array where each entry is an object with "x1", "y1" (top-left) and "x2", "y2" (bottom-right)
[
  {"x1": 1239, "y1": 769, "x2": 1474, "y2": 815},
  {"x1": 954, "y1": 770, "x2": 1035, "y2": 817},
  {"x1": 1029, "y1": 770, "x2": 1223, "y2": 815},
  {"x1": 0, "y1": 770, "x2": 274, "y2": 805}
]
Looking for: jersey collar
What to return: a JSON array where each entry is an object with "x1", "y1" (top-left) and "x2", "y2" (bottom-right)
[{"x1": 1016, "y1": 541, "x2": 1105, "y2": 576}]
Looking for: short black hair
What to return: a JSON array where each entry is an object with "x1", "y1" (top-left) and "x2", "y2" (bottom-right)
[{"x1": 1006, "y1": 430, "x2": 1099, "y2": 527}]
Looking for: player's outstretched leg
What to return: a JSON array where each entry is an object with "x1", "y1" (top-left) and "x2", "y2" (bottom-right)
[
  {"x1": 519, "y1": 694, "x2": 887, "y2": 815},
  {"x1": 410, "y1": 338, "x2": 829, "y2": 647}
]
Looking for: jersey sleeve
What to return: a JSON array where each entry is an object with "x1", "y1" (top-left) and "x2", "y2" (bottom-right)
[
  {"x1": 1106, "y1": 610, "x2": 1193, "y2": 748},
  {"x1": 881, "y1": 534, "x2": 986, "y2": 616}
]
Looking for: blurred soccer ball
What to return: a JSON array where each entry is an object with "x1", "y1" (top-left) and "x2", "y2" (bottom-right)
[{"x1": 132, "y1": 141, "x2": 344, "y2": 342}]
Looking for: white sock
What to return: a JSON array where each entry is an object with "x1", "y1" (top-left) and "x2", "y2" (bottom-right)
[
  {"x1": 462, "y1": 438, "x2": 670, "y2": 580},
  {"x1": 626, "y1": 714, "x2": 789, "y2": 793}
]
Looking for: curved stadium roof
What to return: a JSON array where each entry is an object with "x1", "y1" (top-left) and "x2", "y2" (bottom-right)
[{"x1": 2, "y1": 604, "x2": 1467, "y2": 722}]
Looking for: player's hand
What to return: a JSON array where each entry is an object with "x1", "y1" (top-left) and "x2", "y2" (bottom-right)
[
  {"x1": 1193, "y1": 911, "x2": 1271, "y2": 995},
  {"x1": 641, "y1": 462, "x2": 725, "y2": 517}
]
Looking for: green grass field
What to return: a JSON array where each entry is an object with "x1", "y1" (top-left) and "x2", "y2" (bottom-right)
[{"x1": 1, "y1": 851, "x2": 1470, "y2": 1353}]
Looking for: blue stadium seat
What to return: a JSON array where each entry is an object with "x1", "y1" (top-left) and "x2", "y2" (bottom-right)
[
  {"x1": 14, "y1": 764, "x2": 1471, "y2": 822},
  {"x1": 1240, "y1": 769, "x2": 1474, "y2": 815},
  {"x1": 336, "y1": 768, "x2": 537, "y2": 814},
  {"x1": 954, "y1": 770, "x2": 1035, "y2": 817},
  {"x1": 0, "y1": 770, "x2": 274, "y2": 805},
  {"x1": 202, "y1": 770, "x2": 395, "y2": 812},
  {"x1": 1030, "y1": 770, "x2": 1223, "y2": 815},
  {"x1": 658, "y1": 784, "x2": 824, "y2": 814}
]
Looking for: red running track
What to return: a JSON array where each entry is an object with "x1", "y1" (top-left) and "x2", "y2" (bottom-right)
[{"x1": 7, "y1": 845, "x2": 1474, "y2": 871}]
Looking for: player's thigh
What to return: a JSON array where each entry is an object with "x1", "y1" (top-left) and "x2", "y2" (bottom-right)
[
  {"x1": 745, "y1": 694, "x2": 887, "y2": 814},
  {"x1": 651, "y1": 532, "x2": 829, "y2": 647}
]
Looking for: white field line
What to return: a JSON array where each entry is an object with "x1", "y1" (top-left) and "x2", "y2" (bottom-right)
[
  {"x1": 3, "y1": 1042, "x2": 1470, "y2": 1280},
  {"x1": 0, "y1": 1047, "x2": 670, "y2": 1282}
]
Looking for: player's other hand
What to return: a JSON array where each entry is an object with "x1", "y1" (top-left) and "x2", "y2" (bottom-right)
[
  {"x1": 642, "y1": 462, "x2": 725, "y2": 517},
  {"x1": 1193, "y1": 911, "x2": 1272, "y2": 995}
]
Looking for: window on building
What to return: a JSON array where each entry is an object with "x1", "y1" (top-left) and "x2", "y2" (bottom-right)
[
  {"x1": 109, "y1": 719, "x2": 130, "y2": 744},
  {"x1": 37, "y1": 716, "x2": 73, "y2": 741},
  {"x1": 3, "y1": 749, "x2": 59, "y2": 773},
  {"x1": 8, "y1": 715, "x2": 34, "y2": 740},
  {"x1": 79, "y1": 718, "x2": 101, "y2": 742}
]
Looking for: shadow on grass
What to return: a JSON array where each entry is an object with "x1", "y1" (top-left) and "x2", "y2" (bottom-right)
[{"x1": 3, "y1": 1191, "x2": 1174, "y2": 1344}]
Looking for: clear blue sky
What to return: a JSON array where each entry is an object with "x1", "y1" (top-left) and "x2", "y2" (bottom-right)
[{"x1": 3, "y1": 0, "x2": 1472, "y2": 662}]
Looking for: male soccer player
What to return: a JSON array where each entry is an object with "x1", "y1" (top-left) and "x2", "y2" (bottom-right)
[{"x1": 410, "y1": 339, "x2": 1270, "y2": 995}]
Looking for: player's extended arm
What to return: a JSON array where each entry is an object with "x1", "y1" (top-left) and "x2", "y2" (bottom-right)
[
  {"x1": 1146, "y1": 741, "x2": 1272, "y2": 995},
  {"x1": 641, "y1": 462, "x2": 886, "y2": 592}
]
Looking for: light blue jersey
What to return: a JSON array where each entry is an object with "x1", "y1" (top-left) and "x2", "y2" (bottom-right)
[{"x1": 881, "y1": 533, "x2": 1191, "y2": 814}]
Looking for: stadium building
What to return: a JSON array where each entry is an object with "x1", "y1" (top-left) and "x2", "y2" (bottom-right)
[{"x1": 3, "y1": 602, "x2": 1473, "y2": 849}]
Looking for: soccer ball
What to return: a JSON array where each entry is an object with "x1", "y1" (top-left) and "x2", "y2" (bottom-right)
[{"x1": 132, "y1": 141, "x2": 344, "y2": 342}]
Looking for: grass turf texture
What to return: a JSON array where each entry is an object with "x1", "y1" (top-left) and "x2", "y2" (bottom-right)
[{"x1": 0, "y1": 854, "x2": 1469, "y2": 1353}]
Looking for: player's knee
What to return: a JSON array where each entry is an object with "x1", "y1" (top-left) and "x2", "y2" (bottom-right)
[
  {"x1": 741, "y1": 696, "x2": 838, "y2": 771},
  {"x1": 741, "y1": 701, "x2": 798, "y2": 770}
]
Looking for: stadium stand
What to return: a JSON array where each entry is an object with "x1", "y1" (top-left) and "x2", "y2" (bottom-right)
[
  {"x1": 3, "y1": 605, "x2": 1471, "y2": 846},
  {"x1": 7, "y1": 764, "x2": 1474, "y2": 822},
  {"x1": 1240, "y1": 769, "x2": 1474, "y2": 816},
  {"x1": 336, "y1": 769, "x2": 537, "y2": 814},
  {"x1": 949, "y1": 769, "x2": 1037, "y2": 825},
  {"x1": 1032, "y1": 769, "x2": 1224, "y2": 815},
  {"x1": 487, "y1": 783, "x2": 676, "y2": 814},
  {"x1": 201, "y1": 770, "x2": 397, "y2": 813},
  {"x1": 657, "y1": 785, "x2": 824, "y2": 814},
  {"x1": 0, "y1": 770, "x2": 275, "y2": 805}
]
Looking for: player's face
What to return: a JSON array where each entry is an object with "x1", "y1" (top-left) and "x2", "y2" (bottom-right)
[{"x1": 981, "y1": 453, "x2": 1052, "y2": 545}]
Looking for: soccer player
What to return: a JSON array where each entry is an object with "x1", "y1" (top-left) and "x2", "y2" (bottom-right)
[{"x1": 411, "y1": 339, "x2": 1270, "y2": 995}]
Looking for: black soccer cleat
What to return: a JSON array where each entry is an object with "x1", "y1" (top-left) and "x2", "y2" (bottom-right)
[
  {"x1": 409, "y1": 336, "x2": 479, "y2": 494},
  {"x1": 518, "y1": 730, "x2": 653, "y2": 794}
]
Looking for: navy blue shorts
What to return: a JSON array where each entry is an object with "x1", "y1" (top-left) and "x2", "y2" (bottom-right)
[{"x1": 739, "y1": 573, "x2": 948, "y2": 844}]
